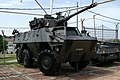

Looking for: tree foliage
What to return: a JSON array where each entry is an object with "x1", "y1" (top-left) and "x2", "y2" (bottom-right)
[
  {"x1": 113, "y1": 39, "x2": 120, "y2": 42},
  {"x1": 0, "y1": 34, "x2": 8, "y2": 52}
]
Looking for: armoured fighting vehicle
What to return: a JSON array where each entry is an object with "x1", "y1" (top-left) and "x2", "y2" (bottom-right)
[
  {"x1": 91, "y1": 41, "x2": 119, "y2": 65},
  {"x1": 13, "y1": 3, "x2": 98, "y2": 75}
]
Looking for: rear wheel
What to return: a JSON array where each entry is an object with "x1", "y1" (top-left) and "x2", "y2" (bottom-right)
[
  {"x1": 16, "y1": 48, "x2": 23, "y2": 63},
  {"x1": 69, "y1": 61, "x2": 89, "y2": 70},
  {"x1": 23, "y1": 49, "x2": 33, "y2": 68},
  {"x1": 91, "y1": 58, "x2": 100, "y2": 65},
  {"x1": 37, "y1": 50, "x2": 60, "y2": 76}
]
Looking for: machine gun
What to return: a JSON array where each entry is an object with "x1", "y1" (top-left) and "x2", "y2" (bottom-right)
[{"x1": 29, "y1": 2, "x2": 98, "y2": 30}]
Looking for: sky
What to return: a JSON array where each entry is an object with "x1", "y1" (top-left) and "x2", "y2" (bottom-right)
[{"x1": 0, "y1": 0, "x2": 120, "y2": 39}]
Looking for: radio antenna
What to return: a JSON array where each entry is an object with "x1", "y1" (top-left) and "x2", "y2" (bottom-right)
[{"x1": 35, "y1": 0, "x2": 47, "y2": 14}]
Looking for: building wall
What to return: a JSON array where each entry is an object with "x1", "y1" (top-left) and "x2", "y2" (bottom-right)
[{"x1": 5, "y1": 37, "x2": 15, "y2": 53}]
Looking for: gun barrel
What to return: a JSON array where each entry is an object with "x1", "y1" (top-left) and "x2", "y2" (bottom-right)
[
  {"x1": 97, "y1": 0, "x2": 115, "y2": 5},
  {"x1": 57, "y1": 2, "x2": 98, "y2": 24}
]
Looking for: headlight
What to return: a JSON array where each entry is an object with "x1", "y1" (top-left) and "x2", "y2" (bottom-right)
[
  {"x1": 53, "y1": 46, "x2": 61, "y2": 53},
  {"x1": 102, "y1": 50, "x2": 106, "y2": 53},
  {"x1": 55, "y1": 47, "x2": 59, "y2": 52}
]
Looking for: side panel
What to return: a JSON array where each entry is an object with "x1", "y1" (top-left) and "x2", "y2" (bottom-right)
[
  {"x1": 55, "y1": 40, "x2": 97, "y2": 63},
  {"x1": 14, "y1": 28, "x2": 50, "y2": 43}
]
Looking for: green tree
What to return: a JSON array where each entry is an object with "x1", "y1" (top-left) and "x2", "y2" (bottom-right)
[
  {"x1": 0, "y1": 34, "x2": 8, "y2": 53},
  {"x1": 113, "y1": 39, "x2": 120, "y2": 42}
]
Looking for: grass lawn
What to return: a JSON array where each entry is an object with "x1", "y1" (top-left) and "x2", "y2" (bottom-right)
[{"x1": 0, "y1": 53, "x2": 17, "y2": 65}]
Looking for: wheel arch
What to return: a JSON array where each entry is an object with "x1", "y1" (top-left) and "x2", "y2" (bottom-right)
[{"x1": 39, "y1": 42, "x2": 52, "y2": 52}]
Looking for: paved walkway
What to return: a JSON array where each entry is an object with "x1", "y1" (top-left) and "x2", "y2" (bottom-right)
[
  {"x1": 0, "y1": 65, "x2": 33, "y2": 80},
  {"x1": 1, "y1": 62, "x2": 120, "y2": 80}
]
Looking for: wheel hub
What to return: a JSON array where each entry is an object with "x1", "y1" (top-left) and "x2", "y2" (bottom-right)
[
  {"x1": 44, "y1": 59, "x2": 50, "y2": 66},
  {"x1": 42, "y1": 56, "x2": 52, "y2": 70}
]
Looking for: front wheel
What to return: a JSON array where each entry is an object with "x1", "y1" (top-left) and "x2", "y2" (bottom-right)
[
  {"x1": 37, "y1": 50, "x2": 60, "y2": 76},
  {"x1": 69, "y1": 61, "x2": 89, "y2": 70}
]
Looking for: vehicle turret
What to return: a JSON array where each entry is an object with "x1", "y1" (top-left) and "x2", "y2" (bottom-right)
[{"x1": 29, "y1": 2, "x2": 98, "y2": 30}]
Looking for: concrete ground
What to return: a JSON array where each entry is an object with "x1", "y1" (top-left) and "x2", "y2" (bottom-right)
[{"x1": 1, "y1": 62, "x2": 120, "y2": 80}]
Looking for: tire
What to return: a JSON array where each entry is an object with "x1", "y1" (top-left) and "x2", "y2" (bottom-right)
[
  {"x1": 16, "y1": 48, "x2": 23, "y2": 63},
  {"x1": 69, "y1": 61, "x2": 89, "y2": 70},
  {"x1": 91, "y1": 58, "x2": 100, "y2": 66},
  {"x1": 23, "y1": 49, "x2": 33, "y2": 68},
  {"x1": 107, "y1": 60, "x2": 115, "y2": 64},
  {"x1": 37, "y1": 50, "x2": 60, "y2": 76}
]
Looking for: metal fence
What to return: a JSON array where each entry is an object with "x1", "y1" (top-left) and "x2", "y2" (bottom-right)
[{"x1": 85, "y1": 25, "x2": 118, "y2": 40}]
